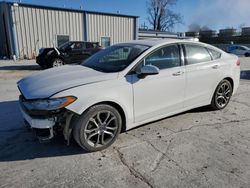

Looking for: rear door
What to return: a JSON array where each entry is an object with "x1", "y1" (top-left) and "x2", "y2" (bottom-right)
[{"x1": 183, "y1": 44, "x2": 221, "y2": 108}]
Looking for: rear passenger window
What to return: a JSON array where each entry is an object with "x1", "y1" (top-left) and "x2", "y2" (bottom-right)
[
  {"x1": 185, "y1": 44, "x2": 212, "y2": 65},
  {"x1": 145, "y1": 45, "x2": 181, "y2": 70},
  {"x1": 208, "y1": 48, "x2": 221, "y2": 60}
]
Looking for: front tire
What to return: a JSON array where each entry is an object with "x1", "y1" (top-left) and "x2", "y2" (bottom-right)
[
  {"x1": 52, "y1": 58, "x2": 64, "y2": 67},
  {"x1": 210, "y1": 79, "x2": 232, "y2": 110},
  {"x1": 73, "y1": 104, "x2": 122, "y2": 152},
  {"x1": 245, "y1": 53, "x2": 250, "y2": 57}
]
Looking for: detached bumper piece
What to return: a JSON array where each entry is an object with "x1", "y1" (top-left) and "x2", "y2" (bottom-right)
[{"x1": 32, "y1": 128, "x2": 54, "y2": 142}]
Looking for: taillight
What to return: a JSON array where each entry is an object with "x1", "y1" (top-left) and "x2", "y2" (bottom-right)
[{"x1": 236, "y1": 59, "x2": 240, "y2": 66}]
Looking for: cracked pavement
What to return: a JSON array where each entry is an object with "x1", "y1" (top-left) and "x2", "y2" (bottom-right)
[{"x1": 0, "y1": 58, "x2": 250, "y2": 188}]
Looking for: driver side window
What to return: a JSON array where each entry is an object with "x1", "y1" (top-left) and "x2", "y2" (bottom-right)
[{"x1": 145, "y1": 45, "x2": 181, "y2": 70}]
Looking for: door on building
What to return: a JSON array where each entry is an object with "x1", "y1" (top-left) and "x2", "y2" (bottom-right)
[
  {"x1": 57, "y1": 35, "x2": 70, "y2": 47},
  {"x1": 101, "y1": 37, "x2": 111, "y2": 48}
]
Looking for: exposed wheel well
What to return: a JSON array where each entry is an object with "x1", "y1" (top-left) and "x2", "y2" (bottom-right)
[
  {"x1": 223, "y1": 77, "x2": 234, "y2": 91},
  {"x1": 86, "y1": 101, "x2": 127, "y2": 133},
  {"x1": 52, "y1": 57, "x2": 64, "y2": 62}
]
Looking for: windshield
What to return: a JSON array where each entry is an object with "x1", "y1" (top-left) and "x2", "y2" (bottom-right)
[
  {"x1": 82, "y1": 44, "x2": 150, "y2": 73},
  {"x1": 58, "y1": 42, "x2": 73, "y2": 50}
]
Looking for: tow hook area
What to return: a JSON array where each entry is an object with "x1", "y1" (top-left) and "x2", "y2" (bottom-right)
[{"x1": 33, "y1": 127, "x2": 54, "y2": 143}]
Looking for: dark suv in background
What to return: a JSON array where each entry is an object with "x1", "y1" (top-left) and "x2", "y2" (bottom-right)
[{"x1": 36, "y1": 41, "x2": 102, "y2": 68}]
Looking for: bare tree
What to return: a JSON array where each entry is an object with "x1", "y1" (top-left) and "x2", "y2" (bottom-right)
[{"x1": 147, "y1": 0, "x2": 182, "y2": 31}]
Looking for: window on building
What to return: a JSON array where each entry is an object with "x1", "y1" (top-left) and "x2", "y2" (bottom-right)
[
  {"x1": 57, "y1": 35, "x2": 70, "y2": 47},
  {"x1": 101, "y1": 37, "x2": 111, "y2": 48},
  {"x1": 145, "y1": 45, "x2": 181, "y2": 70},
  {"x1": 185, "y1": 44, "x2": 212, "y2": 65}
]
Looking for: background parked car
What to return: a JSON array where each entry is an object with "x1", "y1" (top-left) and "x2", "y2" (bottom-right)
[
  {"x1": 36, "y1": 41, "x2": 102, "y2": 68},
  {"x1": 227, "y1": 45, "x2": 250, "y2": 57}
]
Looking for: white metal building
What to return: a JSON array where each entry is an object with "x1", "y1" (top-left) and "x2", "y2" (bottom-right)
[
  {"x1": 138, "y1": 29, "x2": 178, "y2": 40},
  {"x1": 0, "y1": 2, "x2": 138, "y2": 59}
]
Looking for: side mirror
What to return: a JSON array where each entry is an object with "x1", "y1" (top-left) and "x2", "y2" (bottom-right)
[{"x1": 137, "y1": 65, "x2": 159, "y2": 78}]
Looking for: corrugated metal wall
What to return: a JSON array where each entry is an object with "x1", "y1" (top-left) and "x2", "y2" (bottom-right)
[
  {"x1": 86, "y1": 13, "x2": 135, "y2": 45},
  {"x1": 4, "y1": 3, "x2": 137, "y2": 59},
  {"x1": 11, "y1": 5, "x2": 84, "y2": 59}
]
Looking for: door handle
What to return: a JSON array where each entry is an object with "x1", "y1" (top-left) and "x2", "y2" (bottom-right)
[
  {"x1": 172, "y1": 71, "x2": 184, "y2": 76},
  {"x1": 212, "y1": 64, "x2": 219, "y2": 69}
]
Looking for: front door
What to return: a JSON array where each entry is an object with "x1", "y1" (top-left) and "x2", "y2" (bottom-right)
[{"x1": 132, "y1": 44, "x2": 186, "y2": 123}]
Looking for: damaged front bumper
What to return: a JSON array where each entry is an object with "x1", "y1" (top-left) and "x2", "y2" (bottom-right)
[
  {"x1": 19, "y1": 95, "x2": 76, "y2": 143},
  {"x1": 20, "y1": 106, "x2": 56, "y2": 141}
]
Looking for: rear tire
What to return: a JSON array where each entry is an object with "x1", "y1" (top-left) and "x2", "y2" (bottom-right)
[
  {"x1": 52, "y1": 58, "x2": 64, "y2": 67},
  {"x1": 73, "y1": 104, "x2": 122, "y2": 152},
  {"x1": 245, "y1": 53, "x2": 250, "y2": 57},
  {"x1": 210, "y1": 79, "x2": 232, "y2": 110}
]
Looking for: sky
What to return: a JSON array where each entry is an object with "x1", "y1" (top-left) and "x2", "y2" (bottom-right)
[{"x1": 3, "y1": 0, "x2": 250, "y2": 32}]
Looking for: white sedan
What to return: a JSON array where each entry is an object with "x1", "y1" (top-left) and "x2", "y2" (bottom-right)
[
  {"x1": 228, "y1": 45, "x2": 250, "y2": 57},
  {"x1": 17, "y1": 39, "x2": 240, "y2": 152}
]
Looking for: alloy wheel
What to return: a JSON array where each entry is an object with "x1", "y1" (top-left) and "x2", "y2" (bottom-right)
[
  {"x1": 84, "y1": 111, "x2": 118, "y2": 148},
  {"x1": 215, "y1": 82, "x2": 231, "y2": 108},
  {"x1": 53, "y1": 59, "x2": 64, "y2": 67}
]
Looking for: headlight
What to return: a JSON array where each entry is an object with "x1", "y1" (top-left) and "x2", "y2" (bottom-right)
[{"x1": 23, "y1": 96, "x2": 77, "y2": 111}]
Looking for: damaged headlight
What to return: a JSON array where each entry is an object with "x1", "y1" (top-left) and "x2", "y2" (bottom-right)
[{"x1": 23, "y1": 96, "x2": 77, "y2": 111}]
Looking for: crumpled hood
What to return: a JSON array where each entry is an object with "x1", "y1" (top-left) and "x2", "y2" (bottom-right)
[{"x1": 17, "y1": 65, "x2": 118, "y2": 99}]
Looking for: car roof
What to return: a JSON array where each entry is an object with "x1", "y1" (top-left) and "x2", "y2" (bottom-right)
[
  {"x1": 120, "y1": 38, "x2": 201, "y2": 47},
  {"x1": 231, "y1": 45, "x2": 247, "y2": 48},
  {"x1": 70, "y1": 41, "x2": 98, "y2": 43}
]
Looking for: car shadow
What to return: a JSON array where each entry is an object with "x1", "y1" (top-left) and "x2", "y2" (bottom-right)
[
  {"x1": 241, "y1": 70, "x2": 250, "y2": 80},
  {"x1": 0, "y1": 100, "x2": 85, "y2": 162},
  {"x1": 0, "y1": 65, "x2": 41, "y2": 71}
]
